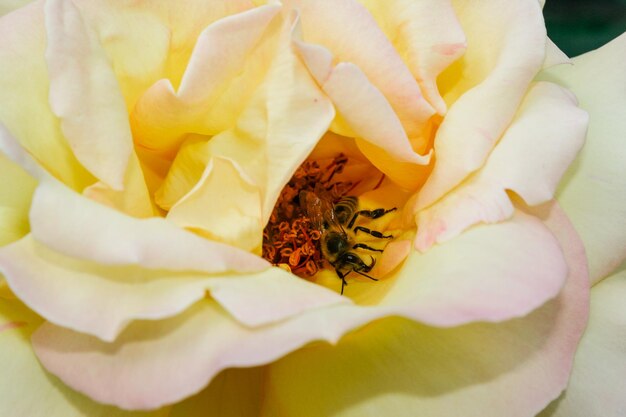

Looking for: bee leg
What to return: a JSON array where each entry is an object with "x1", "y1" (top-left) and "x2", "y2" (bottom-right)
[
  {"x1": 347, "y1": 207, "x2": 397, "y2": 229},
  {"x1": 353, "y1": 226, "x2": 393, "y2": 239},
  {"x1": 336, "y1": 269, "x2": 350, "y2": 295},
  {"x1": 352, "y1": 243, "x2": 383, "y2": 252},
  {"x1": 354, "y1": 270, "x2": 378, "y2": 281}
]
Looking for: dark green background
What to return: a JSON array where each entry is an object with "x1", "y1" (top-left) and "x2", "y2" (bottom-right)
[{"x1": 544, "y1": 0, "x2": 626, "y2": 56}]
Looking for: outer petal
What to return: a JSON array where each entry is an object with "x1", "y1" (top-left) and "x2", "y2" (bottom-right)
[
  {"x1": 539, "y1": 269, "x2": 626, "y2": 417},
  {"x1": 415, "y1": 81, "x2": 588, "y2": 250},
  {"x1": 0, "y1": 130, "x2": 348, "y2": 340},
  {"x1": 0, "y1": 298, "x2": 168, "y2": 417},
  {"x1": 28, "y1": 179, "x2": 266, "y2": 273},
  {"x1": 0, "y1": 1, "x2": 93, "y2": 190},
  {"x1": 261, "y1": 203, "x2": 589, "y2": 417},
  {"x1": 539, "y1": 33, "x2": 626, "y2": 283},
  {"x1": 45, "y1": 0, "x2": 132, "y2": 190},
  {"x1": 31, "y1": 210, "x2": 574, "y2": 410},
  {"x1": 0, "y1": 235, "x2": 345, "y2": 342},
  {"x1": 418, "y1": 0, "x2": 546, "y2": 209}
]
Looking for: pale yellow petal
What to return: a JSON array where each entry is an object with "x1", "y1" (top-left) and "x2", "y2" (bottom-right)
[
  {"x1": 357, "y1": 0, "x2": 466, "y2": 114},
  {"x1": 418, "y1": 0, "x2": 546, "y2": 209},
  {"x1": 539, "y1": 33, "x2": 626, "y2": 283},
  {"x1": 0, "y1": 298, "x2": 168, "y2": 417},
  {"x1": 261, "y1": 203, "x2": 589, "y2": 417},
  {"x1": 167, "y1": 157, "x2": 263, "y2": 252},
  {"x1": 0, "y1": 2, "x2": 93, "y2": 189},
  {"x1": 539, "y1": 269, "x2": 626, "y2": 417},
  {"x1": 0, "y1": 152, "x2": 36, "y2": 245}
]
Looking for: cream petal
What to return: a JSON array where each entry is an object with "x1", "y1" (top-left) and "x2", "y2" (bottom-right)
[
  {"x1": 70, "y1": 0, "x2": 253, "y2": 110},
  {"x1": 321, "y1": 62, "x2": 431, "y2": 166},
  {"x1": 357, "y1": 0, "x2": 466, "y2": 114},
  {"x1": 538, "y1": 33, "x2": 626, "y2": 283},
  {"x1": 285, "y1": 0, "x2": 435, "y2": 136},
  {"x1": 539, "y1": 269, "x2": 626, "y2": 417},
  {"x1": 81, "y1": 153, "x2": 154, "y2": 218},
  {"x1": 167, "y1": 157, "x2": 263, "y2": 252},
  {"x1": 0, "y1": 1, "x2": 93, "y2": 189},
  {"x1": 543, "y1": 37, "x2": 571, "y2": 69},
  {"x1": 45, "y1": 0, "x2": 132, "y2": 190},
  {"x1": 33, "y1": 206, "x2": 576, "y2": 408},
  {"x1": 0, "y1": 298, "x2": 168, "y2": 417},
  {"x1": 31, "y1": 205, "x2": 587, "y2": 412},
  {"x1": 131, "y1": 4, "x2": 280, "y2": 153},
  {"x1": 418, "y1": 0, "x2": 546, "y2": 209},
  {"x1": 261, "y1": 203, "x2": 589, "y2": 417},
  {"x1": 0, "y1": 152, "x2": 36, "y2": 246},
  {"x1": 415, "y1": 81, "x2": 588, "y2": 250},
  {"x1": 170, "y1": 13, "x2": 336, "y2": 222},
  {"x1": 295, "y1": 42, "x2": 431, "y2": 189},
  {"x1": 28, "y1": 179, "x2": 266, "y2": 273},
  {"x1": 0, "y1": 235, "x2": 345, "y2": 342}
]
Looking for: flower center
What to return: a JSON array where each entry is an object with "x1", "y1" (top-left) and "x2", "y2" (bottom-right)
[{"x1": 263, "y1": 154, "x2": 396, "y2": 294}]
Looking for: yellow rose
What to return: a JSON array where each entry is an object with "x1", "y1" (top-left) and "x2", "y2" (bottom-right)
[{"x1": 0, "y1": 0, "x2": 624, "y2": 416}]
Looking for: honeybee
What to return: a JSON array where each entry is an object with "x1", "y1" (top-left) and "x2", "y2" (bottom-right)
[{"x1": 299, "y1": 187, "x2": 396, "y2": 295}]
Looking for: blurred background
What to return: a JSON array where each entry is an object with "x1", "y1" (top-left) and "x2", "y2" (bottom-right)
[{"x1": 544, "y1": 0, "x2": 626, "y2": 57}]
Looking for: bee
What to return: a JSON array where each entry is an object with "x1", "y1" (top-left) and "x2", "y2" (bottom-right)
[{"x1": 299, "y1": 187, "x2": 396, "y2": 295}]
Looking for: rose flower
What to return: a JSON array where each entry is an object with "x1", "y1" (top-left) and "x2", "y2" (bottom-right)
[{"x1": 0, "y1": 0, "x2": 625, "y2": 416}]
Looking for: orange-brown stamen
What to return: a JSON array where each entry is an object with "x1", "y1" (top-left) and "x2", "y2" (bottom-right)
[{"x1": 262, "y1": 154, "x2": 353, "y2": 278}]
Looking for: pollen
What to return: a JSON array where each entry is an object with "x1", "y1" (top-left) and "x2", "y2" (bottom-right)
[{"x1": 262, "y1": 154, "x2": 354, "y2": 278}]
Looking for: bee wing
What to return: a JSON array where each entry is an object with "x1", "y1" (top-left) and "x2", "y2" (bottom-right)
[
  {"x1": 299, "y1": 190, "x2": 325, "y2": 231},
  {"x1": 300, "y1": 189, "x2": 345, "y2": 233}
]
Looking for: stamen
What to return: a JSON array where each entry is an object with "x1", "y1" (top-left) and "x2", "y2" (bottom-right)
[{"x1": 262, "y1": 154, "x2": 353, "y2": 278}]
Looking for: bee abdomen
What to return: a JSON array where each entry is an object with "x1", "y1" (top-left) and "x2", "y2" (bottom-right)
[{"x1": 334, "y1": 196, "x2": 358, "y2": 225}]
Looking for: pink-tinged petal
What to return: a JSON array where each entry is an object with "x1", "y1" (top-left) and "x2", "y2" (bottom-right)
[
  {"x1": 539, "y1": 33, "x2": 626, "y2": 283},
  {"x1": 0, "y1": 298, "x2": 167, "y2": 417},
  {"x1": 0, "y1": 1, "x2": 93, "y2": 190},
  {"x1": 45, "y1": 0, "x2": 132, "y2": 190},
  {"x1": 369, "y1": 239, "x2": 412, "y2": 278},
  {"x1": 321, "y1": 63, "x2": 431, "y2": 166},
  {"x1": 378, "y1": 210, "x2": 568, "y2": 326},
  {"x1": 29, "y1": 179, "x2": 267, "y2": 273},
  {"x1": 285, "y1": 0, "x2": 435, "y2": 137},
  {"x1": 131, "y1": 5, "x2": 280, "y2": 153},
  {"x1": 167, "y1": 157, "x2": 262, "y2": 251},
  {"x1": 261, "y1": 203, "x2": 589, "y2": 417},
  {"x1": 357, "y1": 0, "x2": 466, "y2": 114},
  {"x1": 418, "y1": 0, "x2": 546, "y2": 209},
  {"x1": 32, "y1": 205, "x2": 587, "y2": 413},
  {"x1": 539, "y1": 269, "x2": 626, "y2": 417},
  {"x1": 296, "y1": 43, "x2": 431, "y2": 189},
  {"x1": 415, "y1": 81, "x2": 588, "y2": 250},
  {"x1": 0, "y1": 235, "x2": 344, "y2": 341}
]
